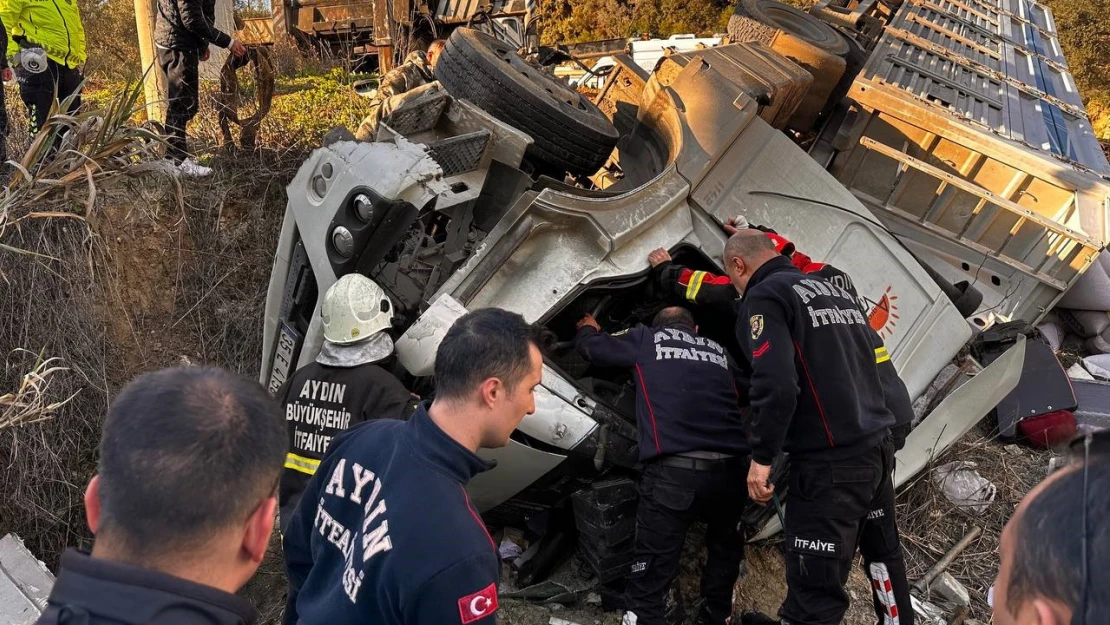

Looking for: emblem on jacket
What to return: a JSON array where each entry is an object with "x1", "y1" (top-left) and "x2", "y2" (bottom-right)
[{"x1": 750, "y1": 314, "x2": 764, "y2": 340}]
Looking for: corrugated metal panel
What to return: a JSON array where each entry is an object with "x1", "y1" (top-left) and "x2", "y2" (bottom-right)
[
  {"x1": 861, "y1": 0, "x2": 1108, "y2": 174},
  {"x1": 433, "y1": 0, "x2": 527, "y2": 23}
]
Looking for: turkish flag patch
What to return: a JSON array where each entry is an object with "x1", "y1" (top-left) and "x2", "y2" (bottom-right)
[{"x1": 458, "y1": 583, "x2": 499, "y2": 624}]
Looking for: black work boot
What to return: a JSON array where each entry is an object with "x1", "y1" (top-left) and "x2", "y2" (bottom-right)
[{"x1": 739, "y1": 611, "x2": 783, "y2": 625}]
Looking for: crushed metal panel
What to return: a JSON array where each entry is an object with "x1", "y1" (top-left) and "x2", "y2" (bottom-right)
[
  {"x1": 432, "y1": 0, "x2": 527, "y2": 23},
  {"x1": 0, "y1": 534, "x2": 54, "y2": 625},
  {"x1": 833, "y1": 0, "x2": 1110, "y2": 322},
  {"x1": 860, "y1": 0, "x2": 1108, "y2": 173},
  {"x1": 691, "y1": 115, "x2": 970, "y2": 399}
]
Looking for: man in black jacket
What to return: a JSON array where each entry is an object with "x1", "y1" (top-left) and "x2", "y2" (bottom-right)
[
  {"x1": 276, "y1": 274, "x2": 417, "y2": 531},
  {"x1": 34, "y1": 367, "x2": 286, "y2": 625},
  {"x1": 155, "y1": 0, "x2": 246, "y2": 175},
  {"x1": 722, "y1": 231, "x2": 912, "y2": 625},
  {"x1": 576, "y1": 306, "x2": 750, "y2": 625}
]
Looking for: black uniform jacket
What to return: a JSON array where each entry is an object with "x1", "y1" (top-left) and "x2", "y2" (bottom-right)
[
  {"x1": 155, "y1": 0, "x2": 232, "y2": 52},
  {"x1": 737, "y1": 256, "x2": 895, "y2": 465},
  {"x1": 575, "y1": 322, "x2": 750, "y2": 462},
  {"x1": 278, "y1": 361, "x2": 416, "y2": 530},
  {"x1": 35, "y1": 549, "x2": 256, "y2": 625}
]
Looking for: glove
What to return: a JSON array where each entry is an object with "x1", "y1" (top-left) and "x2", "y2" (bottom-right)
[{"x1": 891, "y1": 423, "x2": 911, "y2": 451}]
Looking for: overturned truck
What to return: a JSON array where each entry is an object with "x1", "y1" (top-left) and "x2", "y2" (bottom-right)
[{"x1": 262, "y1": 0, "x2": 1108, "y2": 579}]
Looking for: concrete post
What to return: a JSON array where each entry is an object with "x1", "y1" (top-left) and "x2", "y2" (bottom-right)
[
  {"x1": 200, "y1": 0, "x2": 235, "y2": 80},
  {"x1": 134, "y1": 0, "x2": 167, "y2": 122}
]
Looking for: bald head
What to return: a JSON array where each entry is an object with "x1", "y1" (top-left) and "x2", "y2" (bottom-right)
[{"x1": 722, "y1": 230, "x2": 780, "y2": 295}]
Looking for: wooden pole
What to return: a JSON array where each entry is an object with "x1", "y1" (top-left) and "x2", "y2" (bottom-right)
[
  {"x1": 913, "y1": 526, "x2": 983, "y2": 593},
  {"x1": 134, "y1": 0, "x2": 167, "y2": 122}
]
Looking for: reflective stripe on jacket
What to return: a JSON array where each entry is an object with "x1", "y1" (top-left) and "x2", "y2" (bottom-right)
[{"x1": 1, "y1": 0, "x2": 86, "y2": 68}]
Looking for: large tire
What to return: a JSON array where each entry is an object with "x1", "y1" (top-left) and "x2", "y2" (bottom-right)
[
  {"x1": 728, "y1": 0, "x2": 850, "y2": 56},
  {"x1": 436, "y1": 28, "x2": 619, "y2": 174}
]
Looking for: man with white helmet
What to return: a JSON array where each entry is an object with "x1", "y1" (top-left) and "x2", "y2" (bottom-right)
[{"x1": 277, "y1": 273, "x2": 416, "y2": 530}]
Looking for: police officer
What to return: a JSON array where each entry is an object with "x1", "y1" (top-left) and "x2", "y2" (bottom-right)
[
  {"x1": 277, "y1": 273, "x2": 416, "y2": 530},
  {"x1": 283, "y1": 308, "x2": 544, "y2": 625},
  {"x1": 355, "y1": 40, "x2": 446, "y2": 140},
  {"x1": 2, "y1": 0, "x2": 85, "y2": 136},
  {"x1": 575, "y1": 306, "x2": 750, "y2": 625},
  {"x1": 720, "y1": 231, "x2": 913, "y2": 625}
]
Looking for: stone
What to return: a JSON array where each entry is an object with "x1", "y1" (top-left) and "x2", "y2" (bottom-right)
[{"x1": 932, "y1": 572, "x2": 970, "y2": 607}]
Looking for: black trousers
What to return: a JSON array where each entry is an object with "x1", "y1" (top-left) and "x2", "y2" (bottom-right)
[
  {"x1": 157, "y1": 47, "x2": 200, "y2": 162},
  {"x1": 626, "y1": 457, "x2": 750, "y2": 625},
  {"x1": 780, "y1": 440, "x2": 913, "y2": 625},
  {"x1": 17, "y1": 60, "x2": 82, "y2": 134}
]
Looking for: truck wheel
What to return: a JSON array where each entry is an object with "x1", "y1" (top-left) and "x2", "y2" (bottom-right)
[
  {"x1": 727, "y1": 0, "x2": 850, "y2": 56},
  {"x1": 435, "y1": 28, "x2": 619, "y2": 174}
]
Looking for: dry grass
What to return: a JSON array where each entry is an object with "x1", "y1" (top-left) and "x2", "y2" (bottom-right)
[
  {"x1": 1, "y1": 351, "x2": 78, "y2": 431},
  {"x1": 0, "y1": 72, "x2": 305, "y2": 571},
  {"x1": 897, "y1": 425, "x2": 1054, "y2": 620}
]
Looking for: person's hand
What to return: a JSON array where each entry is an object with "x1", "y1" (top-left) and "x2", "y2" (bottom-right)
[
  {"x1": 577, "y1": 314, "x2": 601, "y2": 331},
  {"x1": 746, "y1": 460, "x2": 774, "y2": 505},
  {"x1": 648, "y1": 248, "x2": 672, "y2": 267},
  {"x1": 229, "y1": 39, "x2": 248, "y2": 58},
  {"x1": 200, "y1": 46, "x2": 211, "y2": 62},
  {"x1": 1, "y1": 67, "x2": 11, "y2": 82}
]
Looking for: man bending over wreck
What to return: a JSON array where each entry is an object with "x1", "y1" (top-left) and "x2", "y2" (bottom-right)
[{"x1": 576, "y1": 306, "x2": 750, "y2": 625}]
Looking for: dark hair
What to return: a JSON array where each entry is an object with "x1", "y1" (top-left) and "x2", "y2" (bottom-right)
[
  {"x1": 97, "y1": 367, "x2": 286, "y2": 557},
  {"x1": 434, "y1": 308, "x2": 540, "y2": 400},
  {"x1": 1008, "y1": 459, "x2": 1110, "y2": 617},
  {"x1": 653, "y1": 306, "x2": 695, "y2": 328}
]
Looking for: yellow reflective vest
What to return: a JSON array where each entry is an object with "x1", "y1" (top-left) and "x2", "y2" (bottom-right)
[{"x1": 1, "y1": 0, "x2": 86, "y2": 69}]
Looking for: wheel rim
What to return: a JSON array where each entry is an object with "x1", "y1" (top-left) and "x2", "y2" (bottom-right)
[{"x1": 757, "y1": 1, "x2": 847, "y2": 52}]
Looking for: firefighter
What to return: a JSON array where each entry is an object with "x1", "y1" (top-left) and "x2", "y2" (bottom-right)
[
  {"x1": 276, "y1": 273, "x2": 417, "y2": 531},
  {"x1": 355, "y1": 40, "x2": 446, "y2": 140},
  {"x1": 282, "y1": 308, "x2": 544, "y2": 625},
  {"x1": 650, "y1": 224, "x2": 914, "y2": 449},
  {"x1": 721, "y1": 230, "x2": 913, "y2": 625},
  {"x1": 575, "y1": 306, "x2": 750, "y2": 625}
]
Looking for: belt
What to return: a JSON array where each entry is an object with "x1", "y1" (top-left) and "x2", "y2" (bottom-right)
[{"x1": 656, "y1": 454, "x2": 736, "y2": 471}]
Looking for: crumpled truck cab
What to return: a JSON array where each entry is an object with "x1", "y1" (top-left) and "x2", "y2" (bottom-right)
[{"x1": 261, "y1": 35, "x2": 1025, "y2": 533}]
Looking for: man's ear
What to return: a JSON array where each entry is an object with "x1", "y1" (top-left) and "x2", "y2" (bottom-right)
[
  {"x1": 478, "y1": 378, "x2": 501, "y2": 408},
  {"x1": 1030, "y1": 598, "x2": 1070, "y2": 625},
  {"x1": 85, "y1": 475, "x2": 102, "y2": 534},
  {"x1": 243, "y1": 496, "x2": 277, "y2": 564}
]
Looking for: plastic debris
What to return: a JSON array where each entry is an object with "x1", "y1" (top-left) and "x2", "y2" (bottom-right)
[
  {"x1": 1036, "y1": 317, "x2": 1064, "y2": 351},
  {"x1": 1003, "y1": 444, "x2": 1023, "y2": 455},
  {"x1": 911, "y1": 596, "x2": 946, "y2": 625},
  {"x1": 932, "y1": 572, "x2": 970, "y2": 607},
  {"x1": 586, "y1": 592, "x2": 602, "y2": 606},
  {"x1": 1083, "y1": 355, "x2": 1110, "y2": 380},
  {"x1": 933, "y1": 462, "x2": 997, "y2": 511},
  {"x1": 1048, "y1": 455, "x2": 1071, "y2": 475},
  {"x1": 1068, "y1": 363, "x2": 1095, "y2": 381},
  {"x1": 550, "y1": 619, "x2": 584, "y2": 625},
  {"x1": 499, "y1": 538, "x2": 523, "y2": 561}
]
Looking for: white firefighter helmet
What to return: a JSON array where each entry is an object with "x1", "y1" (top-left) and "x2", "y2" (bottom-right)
[{"x1": 321, "y1": 274, "x2": 394, "y2": 345}]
